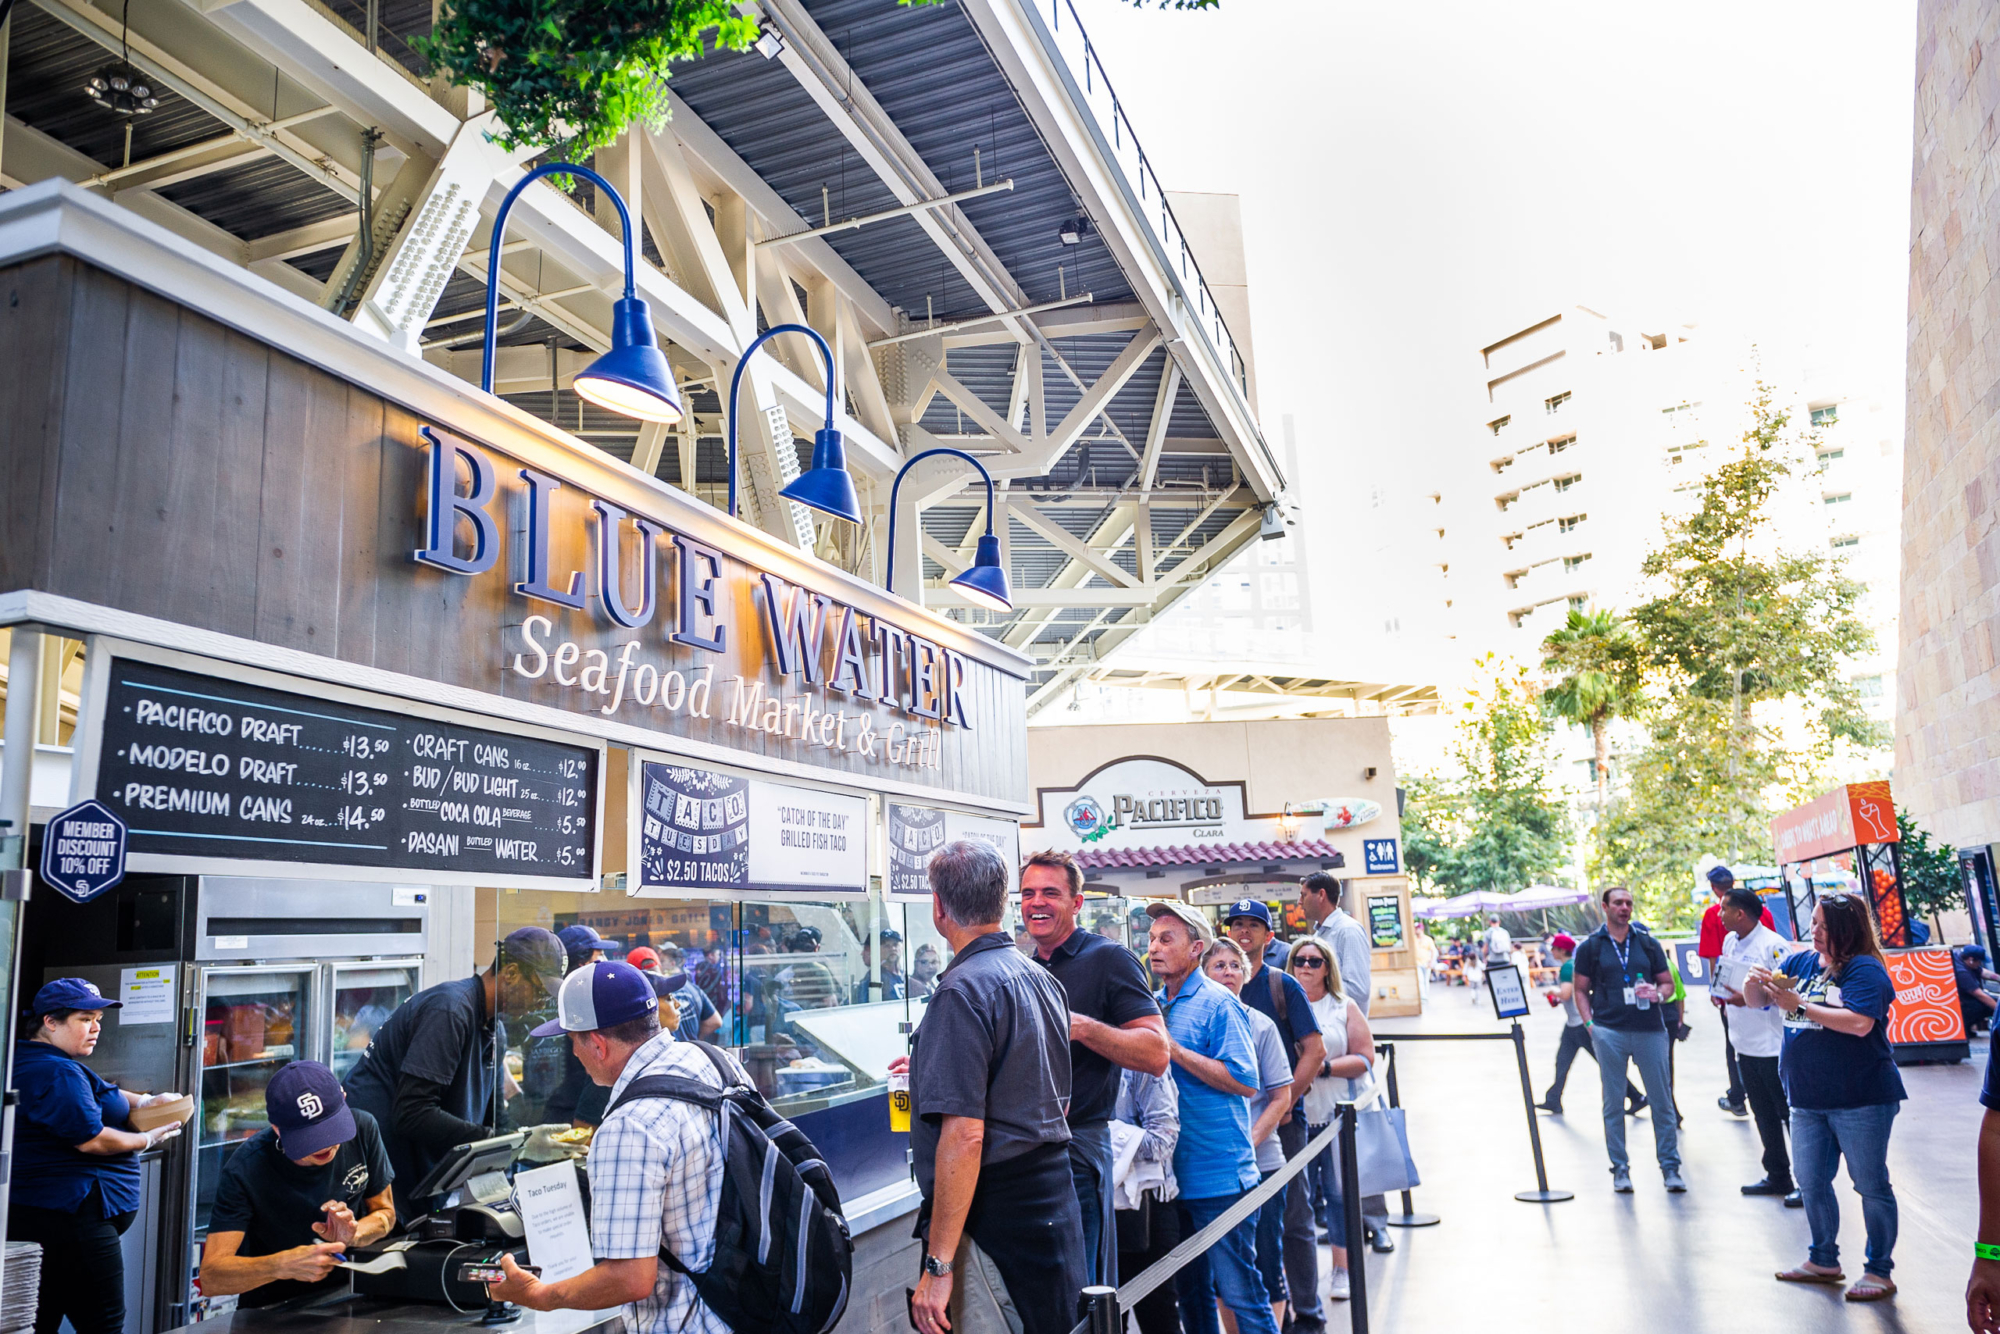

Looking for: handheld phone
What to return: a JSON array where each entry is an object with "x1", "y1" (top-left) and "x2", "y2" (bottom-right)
[{"x1": 458, "y1": 1261, "x2": 540, "y2": 1284}]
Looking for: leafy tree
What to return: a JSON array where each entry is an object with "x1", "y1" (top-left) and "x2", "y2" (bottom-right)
[
  {"x1": 1401, "y1": 656, "x2": 1570, "y2": 897},
  {"x1": 1595, "y1": 382, "x2": 1883, "y2": 928},
  {"x1": 1540, "y1": 608, "x2": 1643, "y2": 811},
  {"x1": 1897, "y1": 807, "x2": 1963, "y2": 928}
]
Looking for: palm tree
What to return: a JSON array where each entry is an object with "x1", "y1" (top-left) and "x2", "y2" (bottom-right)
[{"x1": 1541, "y1": 608, "x2": 1644, "y2": 811}]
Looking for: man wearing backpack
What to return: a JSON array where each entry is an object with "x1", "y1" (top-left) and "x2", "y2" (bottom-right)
[
  {"x1": 896, "y1": 840, "x2": 1085, "y2": 1334},
  {"x1": 483, "y1": 961, "x2": 738, "y2": 1333}
]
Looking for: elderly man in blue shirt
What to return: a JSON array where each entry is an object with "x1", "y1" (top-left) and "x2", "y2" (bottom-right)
[{"x1": 1145, "y1": 901, "x2": 1276, "y2": 1334}]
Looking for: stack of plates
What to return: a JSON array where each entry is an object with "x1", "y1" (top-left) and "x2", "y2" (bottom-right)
[{"x1": 1, "y1": 1242, "x2": 42, "y2": 1334}]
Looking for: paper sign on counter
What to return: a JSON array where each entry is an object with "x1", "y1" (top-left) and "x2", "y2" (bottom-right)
[
  {"x1": 512, "y1": 1160, "x2": 594, "y2": 1283},
  {"x1": 118, "y1": 966, "x2": 175, "y2": 1025}
]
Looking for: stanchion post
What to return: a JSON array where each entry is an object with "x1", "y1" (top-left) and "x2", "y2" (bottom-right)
[
  {"x1": 1078, "y1": 1286, "x2": 1117, "y2": 1334},
  {"x1": 1375, "y1": 1042, "x2": 1439, "y2": 1229},
  {"x1": 1338, "y1": 1104, "x2": 1370, "y2": 1334},
  {"x1": 1509, "y1": 1021, "x2": 1574, "y2": 1204}
]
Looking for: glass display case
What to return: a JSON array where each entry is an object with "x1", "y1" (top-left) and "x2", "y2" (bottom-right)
[
  {"x1": 192, "y1": 966, "x2": 314, "y2": 1238},
  {"x1": 329, "y1": 963, "x2": 420, "y2": 1082}
]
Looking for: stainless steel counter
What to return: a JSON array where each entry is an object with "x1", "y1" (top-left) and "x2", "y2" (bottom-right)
[{"x1": 161, "y1": 1297, "x2": 622, "y2": 1334}]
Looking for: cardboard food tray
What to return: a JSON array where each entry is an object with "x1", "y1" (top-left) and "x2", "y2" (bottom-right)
[{"x1": 129, "y1": 1095, "x2": 195, "y2": 1132}]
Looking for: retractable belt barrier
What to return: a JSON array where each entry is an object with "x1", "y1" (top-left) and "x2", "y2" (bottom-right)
[{"x1": 1069, "y1": 1104, "x2": 1374, "y2": 1334}]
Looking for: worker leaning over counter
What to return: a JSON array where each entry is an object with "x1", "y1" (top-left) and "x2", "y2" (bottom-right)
[
  {"x1": 200, "y1": 1062, "x2": 395, "y2": 1308},
  {"x1": 343, "y1": 926, "x2": 566, "y2": 1214},
  {"x1": 10, "y1": 979, "x2": 187, "y2": 1334}
]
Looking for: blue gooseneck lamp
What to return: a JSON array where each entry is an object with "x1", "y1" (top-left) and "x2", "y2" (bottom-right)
[
  {"x1": 726, "y1": 323, "x2": 863, "y2": 526},
  {"x1": 885, "y1": 447, "x2": 1012, "y2": 612},
  {"x1": 481, "y1": 162, "x2": 682, "y2": 424}
]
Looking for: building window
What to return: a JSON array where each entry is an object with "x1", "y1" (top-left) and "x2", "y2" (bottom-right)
[
  {"x1": 1554, "y1": 474, "x2": 1580, "y2": 492},
  {"x1": 1831, "y1": 535, "x2": 1859, "y2": 549},
  {"x1": 1660, "y1": 401, "x2": 1700, "y2": 416},
  {"x1": 1548, "y1": 435, "x2": 1575, "y2": 454},
  {"x1": 1568, "y1": 596, "x2": 1587, "y2": 611},
  {"x1": 1492, "y1": 456, "x2": 1514, "y2": 473},
  {"x1": 1489, "y1": 415, "x2": 1510, "y2": 435},
  {"x1": 1811, "y1": 405, "x2": 1839, "y2": 427},
  {"x1": 1817, "y1": 449, "x2": 1844, "y2": 467},
  {"x1": 1558, "y1": 514, "x2": 1586, "y2": 533},
  {"x1": 1545, "y1": 392, "x2": 1571, "y2": 414},
  {"x1": 1854, "y1": 674, "x2": 1883, "y2": 699},
  {"x1": 1824, "y1": 492, "x2": 1852, "y2": 505},
  {"x1": 1564, "y1": 554, "x2": 1592, "y2": 572},
  {"x1": 1497, "y1": 493, "x2": 1518, "y2": 512},
  {"x1": 1260, "y1": 572, "x2": 1300, "y2": 610}
]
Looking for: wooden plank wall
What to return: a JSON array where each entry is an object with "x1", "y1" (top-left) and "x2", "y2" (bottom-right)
[{"x1": 0, "y1": 256, "x2": 1028, "y2": 807}]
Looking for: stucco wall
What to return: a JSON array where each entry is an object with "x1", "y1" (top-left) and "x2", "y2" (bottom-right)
[{"x1": 1896, "y1": 0, "x2": 2000, "y2": 847}]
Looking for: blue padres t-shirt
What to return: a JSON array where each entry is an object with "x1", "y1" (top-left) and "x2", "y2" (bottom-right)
[{"x1": 1777, "y1": 951, "x2": 1906, "y2": 1110}]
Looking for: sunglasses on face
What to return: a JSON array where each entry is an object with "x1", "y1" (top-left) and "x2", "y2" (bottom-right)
[{"x1": 1294, "y1": 958, "x2": 1326, "y2": 968}]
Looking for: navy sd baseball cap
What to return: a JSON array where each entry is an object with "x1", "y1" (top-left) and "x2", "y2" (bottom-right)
[
  {"x1": 267, "y1": 1060, "x2": 357, "y2": 1159},
  {"x1": 1224, "y1": 898, "x2": 1273, "y2": 929},
  {"x1": 30, "y1": 978, "x2": 122, "y2": 1015},
  {"x1": 1707, "y1": 865, "x2": 1735, "y2": 886},
  {"x1": 530, "y1": 961, "x2": 659, "y2": 1038}
]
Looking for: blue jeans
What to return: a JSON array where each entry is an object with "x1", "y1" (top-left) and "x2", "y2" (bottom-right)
[
  {"x1": 1592, "y1": 1025, "x2": 1679, "y2": 1174},
  {"x1": 1174, "y1": 1193, "x2": 1277, "y2": 1334},
  {"x1": 1252, "y1": 1171, "x2": 1288, "y2": 1307},
  {"x1": 1792, "y1": 1103, "x2": 1900, "y2": 1276},
  {"x1": 1068, "y1": 1123, "x2": 1117, "y2": 1287}
]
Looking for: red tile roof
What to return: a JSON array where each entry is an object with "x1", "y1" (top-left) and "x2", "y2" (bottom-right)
[{"x1": 1074, "y1": 840, "x2": 1344, "y2": 870}]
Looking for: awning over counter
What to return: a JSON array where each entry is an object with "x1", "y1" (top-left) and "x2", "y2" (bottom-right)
[{"x1": 1073, "y1": 840, "x2": 1345, "y2": 870}]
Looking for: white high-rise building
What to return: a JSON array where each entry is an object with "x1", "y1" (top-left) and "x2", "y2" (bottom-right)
[{"x1": 1425, "y1": 307, "x2": 1901, "y2": 800}]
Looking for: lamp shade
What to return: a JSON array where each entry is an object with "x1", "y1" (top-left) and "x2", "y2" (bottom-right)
[
  {"x1": 947, "y1": 533, "x2": 1012, "y2": 611},
  {"x1": 573, "y1": 297, "x2": 682, "y2": 424},
  {"x1": 779, "y1": 427, "x2": 864, "y2": 525}
]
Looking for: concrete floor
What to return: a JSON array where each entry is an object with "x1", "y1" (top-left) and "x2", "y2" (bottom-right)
[{"x1": 1342, "y1": 978, "x2": 1982, "y2": 1333}]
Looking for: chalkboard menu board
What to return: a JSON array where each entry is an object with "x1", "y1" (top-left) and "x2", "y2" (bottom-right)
[{"x1": 93, "y1": 659, "x2": 598, "y2": 884}]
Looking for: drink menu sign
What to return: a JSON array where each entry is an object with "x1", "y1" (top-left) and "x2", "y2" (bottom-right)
[{"x1": 91, "y1": 659, "x2": 599, "y2": 886}]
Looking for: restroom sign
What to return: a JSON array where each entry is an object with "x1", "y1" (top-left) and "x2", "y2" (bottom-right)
[{"x1": 41, "y1": 800, "x2": 129, "y2": 903}]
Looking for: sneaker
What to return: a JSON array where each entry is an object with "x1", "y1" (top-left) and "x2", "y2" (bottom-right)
[
  {"x1": 1664, "y1": 1169, "x2": 1688, "y2": 1193},
  {"x1": 1719, "y1": 1095, "x2": 1748, "y2": 1116},
  {"x1": 1328, "y1": 1269, "x2": 1350, "y2": 1302},
  {"x1": 1784, "y1": 1190, "x2": 1804, "y2": 1208},
  {"x1": 1742, "y1": 1178, "x2": 1793, "y2": 1197},
  {"x1": 1612, "y1": 1167, "x2": 1633, "y2": 1193},
  {"x1": 1535, "y1": 1099, "x2": 1563, "y2": 1114},
  {"x1": 1627, "y1": 1094, "x2": 1649, "y2": 1117}
]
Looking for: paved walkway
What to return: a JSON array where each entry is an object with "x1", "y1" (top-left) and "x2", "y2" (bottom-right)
[{"x1": 1345, "y1": 976, "x2": 1980, "y2": 1333}]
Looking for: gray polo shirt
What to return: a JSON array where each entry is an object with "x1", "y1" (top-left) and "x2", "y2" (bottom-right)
[{"x1": 909, "y1": 931, "x2": 1073, "y2": 1196}]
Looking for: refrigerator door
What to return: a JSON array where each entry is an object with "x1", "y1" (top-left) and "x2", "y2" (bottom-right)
[
  {"x1": 37, "y1": 962, "x2": 180, "y2": 1097},
  {"x1": 189, "y1": 966, "x2": 315, "y2": 1268},
  {"x1": 328, "y1": 961, "x2": 420, "y2": 1083}
]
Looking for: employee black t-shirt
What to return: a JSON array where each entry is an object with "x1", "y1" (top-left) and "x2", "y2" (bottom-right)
[
  {"x1": 342, "y1": 977, "x2": 495, "y2": 1193},
  {"x1": 1033, "y1": 928, "x2": 1162, "y2": 1125},
  {"x1": 1572, "y1": 927, "x2": 1671, "y2": 1033},
  {"x1": 209, "y1": 1110, "x2": 394, "y2": 1308},
  {"x1": 1239, "y1": 965, "x2": 1321, "y2": 1123}
]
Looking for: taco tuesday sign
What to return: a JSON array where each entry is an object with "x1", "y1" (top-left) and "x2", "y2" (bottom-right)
[{"x1": 412, "y1": 427, "x2": 982, "y2": 774}]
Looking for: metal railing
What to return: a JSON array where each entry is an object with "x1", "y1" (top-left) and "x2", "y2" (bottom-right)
[{"x1": 1030, "y1": 0, "x2": 1254, "y2": 405}]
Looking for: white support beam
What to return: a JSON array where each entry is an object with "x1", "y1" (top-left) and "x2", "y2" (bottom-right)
[
  {"x1": 246, "y1": 215, "x2": 358, "y2": 262},
  {"x1": 1139, "y1": 361, "x2": 1180, "y2": 489},
  {"x1": 990, "y1": 328, "x2": 1162, "y2": 478},
  {"x1": 2, "y1": 115, "x2": 247, "y2": 263},
  {"x1": 1006, "y1": 502, "x2": 1140, "y2": 589}
]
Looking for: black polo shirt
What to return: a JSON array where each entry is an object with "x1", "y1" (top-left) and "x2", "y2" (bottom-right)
[
  {"x1": 1572, "y1": 926, "x2": 1671, "y2": 1033},
  {"x1": 342, "y1": 977, "x2": 495, "y2": 1192},
  {"x1": 1033, "y1": 928, "x2": 1162, "y2": 1126},
  {"x1": 1239, "y1": 963, "x2": 1320, "y2": 1123},
  {"x1": 910, "y1": 932, "x2": 1073, "y2": 1196},
  {"x1": 209, "y1": 1111, "x2": 393, "y2": 1307}
]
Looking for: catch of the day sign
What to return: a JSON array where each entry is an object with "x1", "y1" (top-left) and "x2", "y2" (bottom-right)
[{"x1": 93, "y1": 659, "x2": 600, "y2": 885}]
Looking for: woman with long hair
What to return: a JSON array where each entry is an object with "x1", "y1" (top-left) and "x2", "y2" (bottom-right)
[
  {"x1": 1748, "y1": 894, "x2": 1906, "y2": 1302},
  {"x1": 1286, "y1": 939, "x2": 1373, "y2": 1302}
]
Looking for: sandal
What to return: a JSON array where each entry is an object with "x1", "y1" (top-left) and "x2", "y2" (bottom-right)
[
  {"x1": 1775, "y1": 1266, "x2": 1845, "y2": 1285},
  {"x1": 1845, "y1": 1276, "x2": 1896, "y2": 1302}
]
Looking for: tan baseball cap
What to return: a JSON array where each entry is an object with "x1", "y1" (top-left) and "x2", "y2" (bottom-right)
[{"x1": 1144, "y1": 899, "x2": 1213, "y2": 945}]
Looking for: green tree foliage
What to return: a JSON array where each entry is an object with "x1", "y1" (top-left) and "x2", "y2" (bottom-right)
[
  {"x1": 1897, "y1": 807, "x2": 1963, "y2": 926},
  {"x1": 1540, "y1": 609, "x2": 1643, "y2": 811},
  {"x1": 1402, "y1": 657, "x2": 1570, "y2": 897},
  {"x1": 415, "y1": 1, "x2": 755, "y2": 160},
  {"x1": 1593, "y1": 383, "x2": 1881, "y2": 929}
]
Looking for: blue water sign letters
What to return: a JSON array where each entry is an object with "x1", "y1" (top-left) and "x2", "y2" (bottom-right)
[
  {"x1": 41, "y1": 800, "x2": 129, "y2": 904},
  {"x1": 1363, "y1": 838, "x2": 1400, "y2": 875}
]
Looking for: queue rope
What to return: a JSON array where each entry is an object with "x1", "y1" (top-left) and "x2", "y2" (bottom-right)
[{"x1": 1061, "y1": 1104, "x2": 1362, "y2": 1334}]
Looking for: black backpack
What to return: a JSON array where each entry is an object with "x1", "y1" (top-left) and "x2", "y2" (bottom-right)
[{"x1": 607, "y1": 1041, "x2": 854, "y2": 1334}]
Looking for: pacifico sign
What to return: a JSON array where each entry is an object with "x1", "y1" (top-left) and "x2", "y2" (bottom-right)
[{"x1": 411, "y1": 427, "x2": 975, "y2": 772}]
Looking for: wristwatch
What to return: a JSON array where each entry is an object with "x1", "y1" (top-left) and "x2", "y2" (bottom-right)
[{"x1": 922, "y1": 1254, "x2": 954, "y2": 1278}]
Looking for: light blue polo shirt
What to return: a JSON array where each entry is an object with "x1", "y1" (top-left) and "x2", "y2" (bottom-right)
[{"x1": 1157, "y1": 970, "x2": 1260, "y2": 1199}]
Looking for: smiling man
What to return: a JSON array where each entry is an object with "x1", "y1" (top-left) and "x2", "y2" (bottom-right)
[
  {"x1": 1022, "y1": 850, "x2": 1168, "y2": 1286},
  {"x1": 200, "y1": 1062, "x2": 396, "y2": 1308}
]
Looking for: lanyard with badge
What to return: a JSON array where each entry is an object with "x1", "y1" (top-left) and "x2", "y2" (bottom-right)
[{"x1": 1609, "y1": 932, "x2": 1650, "y2": 1010}]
